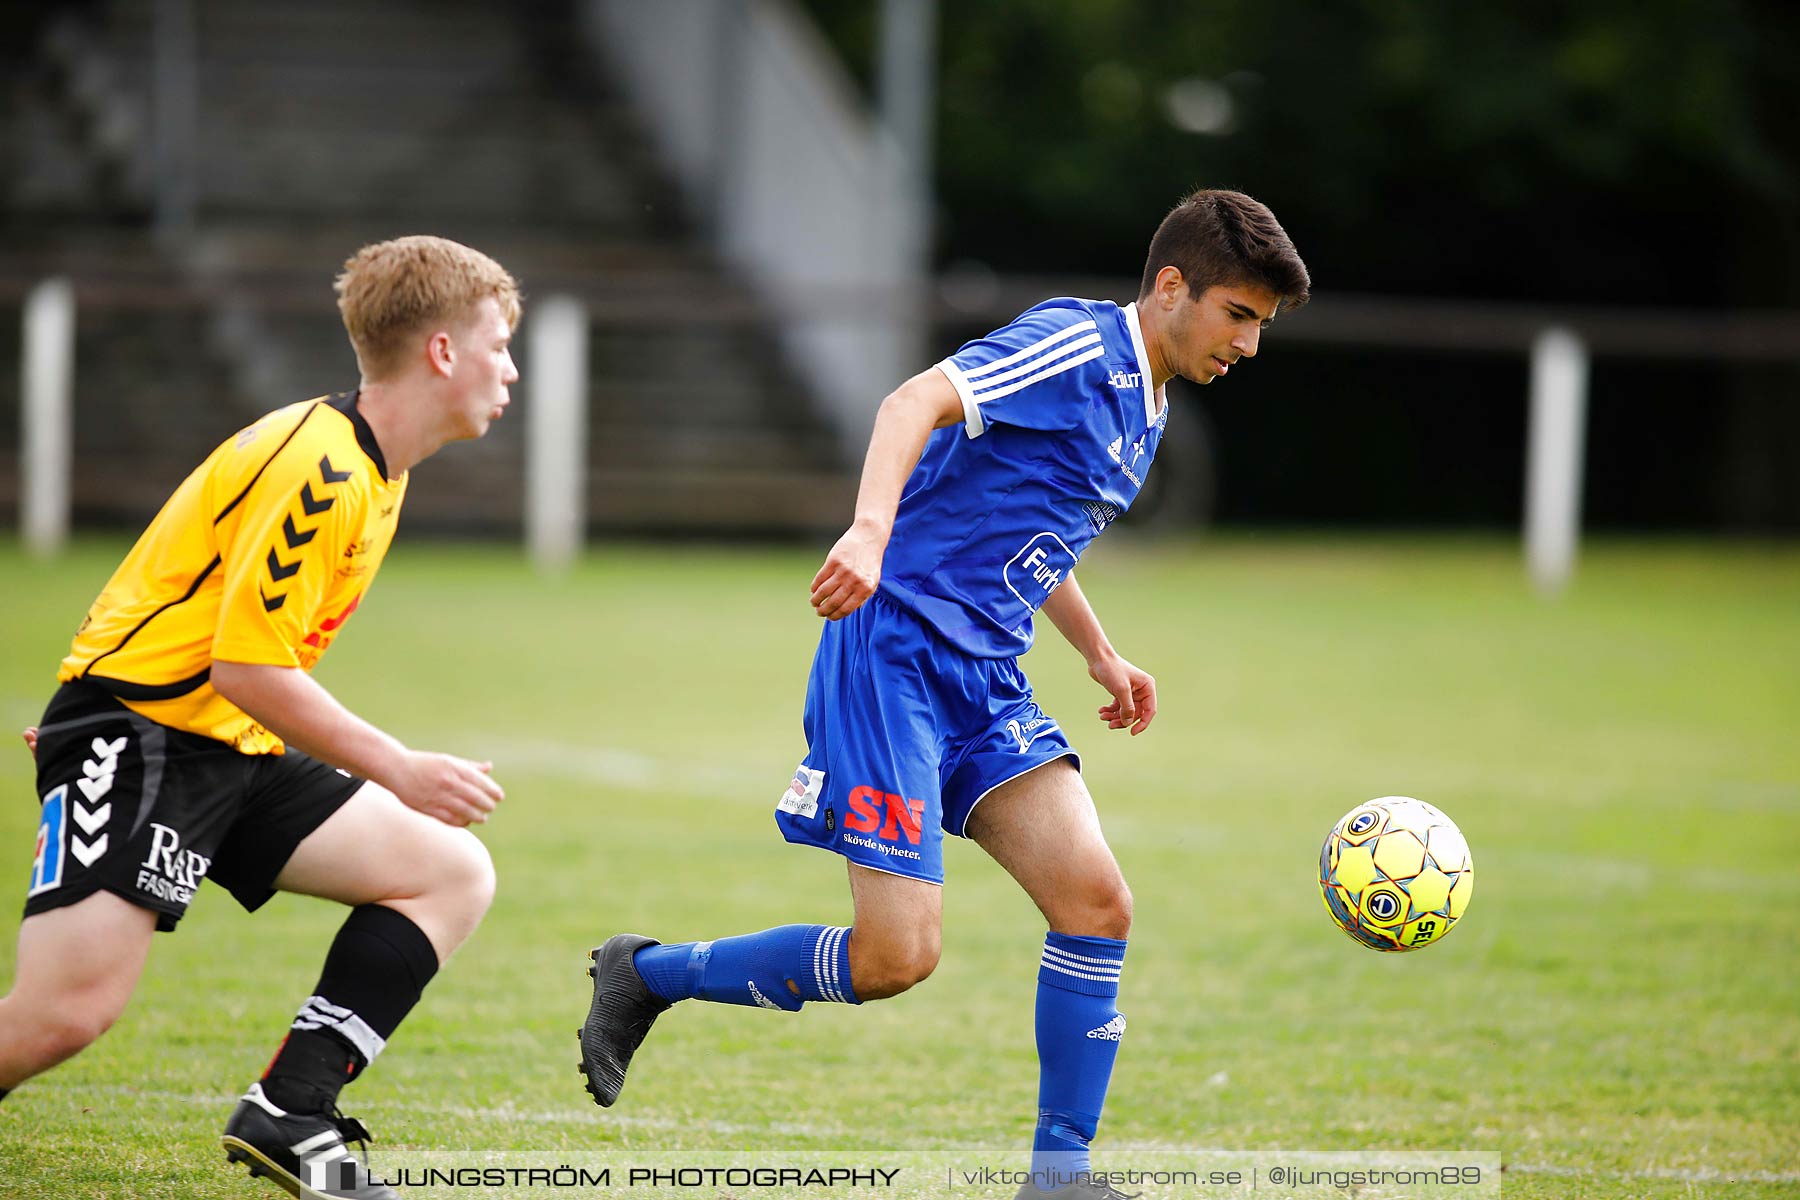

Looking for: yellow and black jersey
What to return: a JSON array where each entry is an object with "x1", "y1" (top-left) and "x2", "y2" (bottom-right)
[{"x1": 60, "y1": 392, "x2": 408, "y2": 754}]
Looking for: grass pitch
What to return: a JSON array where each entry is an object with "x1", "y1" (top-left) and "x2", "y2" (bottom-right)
[{"x1": 0, "y1": 535, "x2": 1795, "y2": 1198}]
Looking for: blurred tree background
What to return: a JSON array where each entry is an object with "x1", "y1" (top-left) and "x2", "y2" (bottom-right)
[{"x1": 803, "y1": 0, "x2": 1800, "y2": 529}]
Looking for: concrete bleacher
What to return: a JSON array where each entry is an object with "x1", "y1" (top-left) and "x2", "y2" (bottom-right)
[{"x1": 1, "y1": 0, "x2": 855, "y2": 536}]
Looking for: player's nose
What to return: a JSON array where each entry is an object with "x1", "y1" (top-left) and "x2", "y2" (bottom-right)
[{"x1": 1234, "y1": 325, "x2": 1261, "y2": 358}]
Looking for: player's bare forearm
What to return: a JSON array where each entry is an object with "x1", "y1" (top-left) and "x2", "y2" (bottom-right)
[
  {"x1": 812, "y1": 368, "x2": 965, "y2": 620},
  {"x1": 210, "y1": 659, "x2": 503, "y2": 825},
  {"x1": 1040, "y1": 573, "x2": 1116, "y2": 666},
  {"x1": 1040, "y1": 574, "x2": 1159, "y2": 736}
]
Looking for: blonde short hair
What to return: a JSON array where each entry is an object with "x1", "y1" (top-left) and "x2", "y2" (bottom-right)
[{"x1": 335, "y1": 235, "x2": 521, "y2": 380}]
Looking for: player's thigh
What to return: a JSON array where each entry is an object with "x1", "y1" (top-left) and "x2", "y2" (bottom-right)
[
  {"x1": 964, "y1": 758, "x2": 1131, "y2": 936},
  {"x1": 7, "y1": 891, "x2": 157, "y2": 1026},
  {"x1": 273, "y1": 783, "x2": 495, "y2": 945}
]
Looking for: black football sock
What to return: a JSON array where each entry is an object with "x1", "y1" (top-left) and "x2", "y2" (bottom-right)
[{"x1": 261, "y1": 904, "x2": 439, "y2": 1113}]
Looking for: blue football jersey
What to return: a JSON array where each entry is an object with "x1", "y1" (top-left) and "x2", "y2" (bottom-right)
[{"x1": 878, "y1": 297, "x2": 1168, "y2": 658}]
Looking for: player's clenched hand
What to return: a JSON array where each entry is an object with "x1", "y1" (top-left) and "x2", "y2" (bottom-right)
[
  {"x1": 390, "y1": 750, "x2": 504, "y2": 827},
  {"x1": 811, "y1": 522, "x2": 885, "y2": 621},
  {"x1": 1091, "y1": 653, "x2": 1157, "y2": 736},
  {"x1": 21, "y1": 726, "x2": 38, "y2": 759}
]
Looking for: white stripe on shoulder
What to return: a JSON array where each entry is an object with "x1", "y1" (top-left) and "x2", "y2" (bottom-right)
[
  {"x1": 936, "y1": 360, "x2": 987, "y2": 438},
  {"x1": 973, "y1": 345, "x2": 1107, "y2": 405},
  {"x1": 967, "y1": 332, "x2": 1104, "y2": 396},
  {"x1": 962, "y1": 320, "x2": 1100, "y2": 380}
]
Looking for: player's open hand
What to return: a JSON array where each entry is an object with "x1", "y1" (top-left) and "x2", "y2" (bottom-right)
[
  {"x1": 21, "y1": 726, "x2": 38, "y2": 759},
  {"x1": 1091, "y1": 653, "x2": 1157, "y2": 736},
  {"x1": 391, "y1": 750, "x2": 504, "y2": 827},
  {"x1": 811, "y1": 522, "x2": 886, "y2": 621}
]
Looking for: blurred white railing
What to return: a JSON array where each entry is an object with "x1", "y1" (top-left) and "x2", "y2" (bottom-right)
[{"x1": 578, "y1": 0, "x2": 927, "y2": 455}]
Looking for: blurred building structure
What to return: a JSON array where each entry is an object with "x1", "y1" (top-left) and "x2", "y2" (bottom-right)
[
  {"x1": 0, "y1": 0, "x2": 860, "y2": 536},
  {"x1": 3, "y1": 0, "x2": 1797, "y2": 541}
]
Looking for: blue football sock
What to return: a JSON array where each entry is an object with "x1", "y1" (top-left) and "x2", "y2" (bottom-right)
[
  {"x1": 632, "y1": 925, "x2": 858, "y2": 1010},
  {"x1": 1029, "y1": 931, "x2": 1128, "y2": 1192}
]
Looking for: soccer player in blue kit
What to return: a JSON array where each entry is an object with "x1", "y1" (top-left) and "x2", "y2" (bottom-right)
[{"x1": 580, "y1": 189, "x2": 1309, "y2": 1199}]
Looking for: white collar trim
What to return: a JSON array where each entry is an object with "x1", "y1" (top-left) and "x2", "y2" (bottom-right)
[{"x1": 1123, "y1": 302, "x2": 1164, "y2": 427}]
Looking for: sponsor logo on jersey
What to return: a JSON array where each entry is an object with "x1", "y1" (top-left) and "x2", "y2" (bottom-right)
[
  {"x1": 337, "y1": 536, "x2": 377, "y2": 578},
  {"x1": 1080, "y1": 501, "x2": 1119, "y2": 534},
  {"x1": 1004, "y1": 532, "x2": 1077, "y2": 608},
  {"x1": 134, "y1": 822, "x2": 213, "y2": 907},
  {"x1": 1108, "y1": 369, "x2": 1143, "y2": 391},
  {"x1": 299, "y1": 594, "x2": 364, "y2": 666},
  {"x1": 1107, "y1": 433, "x2": 1148, "y2": 487}
]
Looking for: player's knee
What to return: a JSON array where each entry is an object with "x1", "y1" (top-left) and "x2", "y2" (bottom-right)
[
  {"x1": 406, "y1": 827, "x2": 496, "y2": 936},
  {"x1": 1105, "y1": 877, "x2": 1134, "y2": 938},
  {"x1": 1061, "y1": 874, "x2": 1132, "y2": 940},
  {"x1": 849, "y1": 929, "x2": 941, "y2": 1000},
  {"x1": 32, "y1": 994, "x2": 124, "y2": 1064},
  {"x1": 438, "y1": 829, "x2": 497, "y2": 921}
]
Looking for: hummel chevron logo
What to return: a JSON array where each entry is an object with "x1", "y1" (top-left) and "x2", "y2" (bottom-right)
[
  {"x1": 1085, "y1": 1014, "x2": 1127, "y2": 1041},
  {"x1": 72, "y1": 798, "x2": 111, "y2": 836},
  {"x1": 319, "y1": 454, "x2": 352, "y2": 484},
  {"x1": 75, "y1": 735, "x2": 127, "y2": 803},
  {"x1": 299, "y1": 482, "x2": 334, "y2": 516},
  {"x1": 71, "y1": 833, "x2": 108, "y2": 868},
  {"x1": 282, "y1": 514, "x2": 316, "y2": 548},
  {"x1": 261, "y1": 586, "x2": 287, "y2": 612},
  {"x1": 71, "y1": 735, "x2": 126, "y2": 867},
  {"x1": 266, "y1": 547, "x2": 301, "y2": 582}
]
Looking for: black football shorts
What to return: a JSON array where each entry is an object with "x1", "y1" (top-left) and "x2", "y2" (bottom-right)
[{"x1": 24, "y1": 680, "x2": 363, "y2": 932}]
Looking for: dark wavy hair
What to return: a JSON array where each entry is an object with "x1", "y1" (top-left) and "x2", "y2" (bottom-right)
[{"x1": 1138, "y1": 189, "x2": 1310, "y2": 310}]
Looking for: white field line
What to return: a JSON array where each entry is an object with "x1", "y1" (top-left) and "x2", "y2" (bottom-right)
[
  {"x1": 56, "y1": 1084, "x2": 822, "y2": 1138},
  {"x1": 1507, "y1": 1162, "x2": 1800, "y2": 1184},
  {"x1": 479, "y1": 736, "x2": 772, "y2": 797},
  {"x1": 40, "y1": 1092, "x2": 1800, "y2": 1185}
]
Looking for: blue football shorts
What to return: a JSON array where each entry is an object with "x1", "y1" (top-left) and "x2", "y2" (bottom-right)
[{"x1": 773, "y1": 590, "x2": 1079, "y2": 884}]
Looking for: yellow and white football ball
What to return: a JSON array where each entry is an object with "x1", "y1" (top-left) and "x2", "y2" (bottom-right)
[{"x1": 1318, "y1": 796, "x2": 1474, "y2": 952}]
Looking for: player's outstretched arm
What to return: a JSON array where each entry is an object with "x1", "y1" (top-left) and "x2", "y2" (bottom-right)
[
  {"x1": 1040, "y1": 573, "x2": 1158, "y2": 736},
  {"x1": 811, "y1": 367, "x2": 965, "y2": 621},
  {"x1": 211, "y1": 659, "x2": 503, "y2": 827}
]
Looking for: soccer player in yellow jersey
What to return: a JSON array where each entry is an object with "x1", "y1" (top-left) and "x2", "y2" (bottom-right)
[{"x1": 1, "y1": 236, "x2": 519, "y2": 1200}]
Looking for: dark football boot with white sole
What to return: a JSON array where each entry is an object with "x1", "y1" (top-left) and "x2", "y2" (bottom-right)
[{"x1": 221, "y1": 1082, "x2": 398, "y2": 1200}]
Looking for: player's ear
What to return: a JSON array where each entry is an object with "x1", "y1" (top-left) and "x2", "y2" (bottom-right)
[
  {"x1": 1154, "y1": 266, "x2": 1185, "y2": 309},
  {"x1": 427, "y1": 330, "x2": 456, "y2": 377}
]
